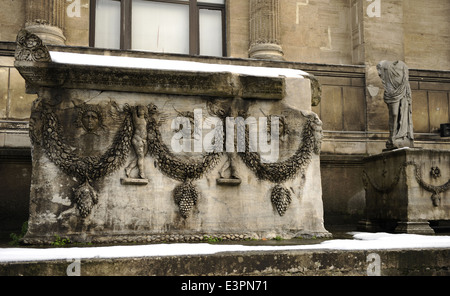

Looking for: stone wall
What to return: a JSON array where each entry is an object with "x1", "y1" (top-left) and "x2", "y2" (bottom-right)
[
  {"x1": 403, "y1": 0, "x2": 450, "y2": 71},
  {"x1": 0, "y1": 0, "x2": 449, "y2": 68}
]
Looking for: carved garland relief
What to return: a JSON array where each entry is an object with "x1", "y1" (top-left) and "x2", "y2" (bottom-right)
[
  {"x1": 30, "y1": 96, "x2": 322, "y2": 219},
  {"x1": 363, "y1": 161, "x2": 450, "y2": 207},
  {"x1": 31, "y1": 99, "x2": 134, "y2": 218},
  {"x1": 20, "y1": 29, "x2": 323, "y2": 219}
]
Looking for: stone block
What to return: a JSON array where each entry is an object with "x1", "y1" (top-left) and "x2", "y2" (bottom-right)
[
  {"x1": 3, "y1": 133, "x2": 31, "y2": 148},
  {"x1": 428, "y1": 92, "x2": 449, "y2": 133},
  {"x1": 411, "y1": 90, "x2": 429, "y2": 133},
  {"x1": 22, "y1": 87, "x2": 329, "y2": 244},
  {"x1": 361, "y1": 148, "x2": 450, "y2": 234},
  {"x1": 343, "y1": 87, "x2": 365, "y2": 131},
  {"x1": 0, "y1": 67, "x2": 8, "y2": 118},
  {"x1": 320, "y1": 85, "x2": 343, "y2": 131}
]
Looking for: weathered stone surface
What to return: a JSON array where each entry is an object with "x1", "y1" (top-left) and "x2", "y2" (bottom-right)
[
  {"x1": 1, "y1": 248, "x2": 449, "y2": 276},
  {"x1": 24, "y1": 0, "x2": 66, "y2": 45},
  {"x1": 361, "y1": 148, "x2": 450, "y2": 234},
  {"x1": 22, "y1": 88, "x2": 328, "y2": 244},
  {"x1": 15, "y1": 58, "x2": 287, "y2": 100}
]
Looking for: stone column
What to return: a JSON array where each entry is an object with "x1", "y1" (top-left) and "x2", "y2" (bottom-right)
[
  {"x1": 249, "y1": 0, "x2": 284, "y2": 61},
  {"x1": 25, "y1": 0, "x2": 66, "y2": 45}
]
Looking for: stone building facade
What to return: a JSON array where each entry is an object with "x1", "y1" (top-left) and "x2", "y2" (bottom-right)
[{"x1": 0, "y1": 0, "x2": 449, "y2": 236}]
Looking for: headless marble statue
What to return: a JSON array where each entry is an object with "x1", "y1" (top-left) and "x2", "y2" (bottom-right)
[{"x1": 377, "y1": 60, "x2": 414, "y2": 150}]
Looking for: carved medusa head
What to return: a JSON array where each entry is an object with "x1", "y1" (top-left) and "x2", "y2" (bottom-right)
[{"x1": 76, "y1": 104, "x2": 104, "y2": 133}]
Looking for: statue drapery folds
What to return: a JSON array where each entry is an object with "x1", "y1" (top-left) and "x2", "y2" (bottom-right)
[{"x1": 377, "y1": 60, "x2": 414, "y2": 150}]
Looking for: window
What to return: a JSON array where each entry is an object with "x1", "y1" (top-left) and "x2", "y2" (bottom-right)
[{"x1": 90, "y1": 0, "x2": 226, "y2": 57}]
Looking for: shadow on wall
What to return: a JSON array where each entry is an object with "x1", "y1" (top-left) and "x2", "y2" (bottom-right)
[{"x1": 0, "y1": 159, "x2": 31, "y2": 240}]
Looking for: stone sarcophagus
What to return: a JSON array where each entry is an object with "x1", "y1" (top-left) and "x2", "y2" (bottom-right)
[{"x1": 15, "y1": 30, "x2": 329, "y2": 244}]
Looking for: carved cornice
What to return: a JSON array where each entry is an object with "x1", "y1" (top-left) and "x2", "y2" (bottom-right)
[
  {"x1": 14, "y1": 31, "x2": 286, "y2": 99},
  {"x1": 14, "y1": 61, "x2": 286, "y2": 100},
  {"x1": 409, "y1": 69, "x2": 450, "y2": 84}
]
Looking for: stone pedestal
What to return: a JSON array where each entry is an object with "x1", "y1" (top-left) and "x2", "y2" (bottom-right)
[{"x1": 360, "y1": 148, "x2": 450, "y2": 234}]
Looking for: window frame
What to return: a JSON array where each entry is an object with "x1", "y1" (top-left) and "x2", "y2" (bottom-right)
[{"x1": 89, "y1": 0, "x2": 227, "y2": 56}]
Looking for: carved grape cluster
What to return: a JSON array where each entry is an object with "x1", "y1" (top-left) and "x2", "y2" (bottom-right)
[
  {"x1": 271, "y1": 184, "x2": 292, "y2": 216},
  {"x1": 145, "y1": 104, "x2": 222, "y2": 217},
  {"x1": 173, "y1": 182, "x2": 198, "y2": 218},
  {"x1": 73, "y1": 182, "x2": 99, "y2": 218}
]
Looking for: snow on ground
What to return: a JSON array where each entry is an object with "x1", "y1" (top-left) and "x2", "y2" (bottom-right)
[
  {"x1": 49, "y1": 51, "x2": 309, "y2": 78},
  {"x1": 1, "y1": 232, "x2": 450, "y2": 263}
]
